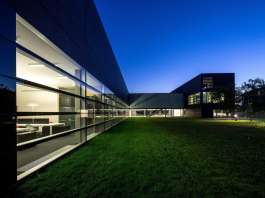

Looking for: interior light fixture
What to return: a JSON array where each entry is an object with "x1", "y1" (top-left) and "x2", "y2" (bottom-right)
[
  {"x1": 27, "y1": 103, "x2": 39, "y2": 107},
  {"x1": 27, "y1": 63, "x2": 44, "y2": 68},
  {"x1": 21, "y1": 89, "x2": 41, "y2": 92},
  {"x1": 56, "y1": 75, "x2": 68, "y2": 79}
]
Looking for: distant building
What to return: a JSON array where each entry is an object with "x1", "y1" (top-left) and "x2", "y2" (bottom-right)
[
  {"x1": 128, "y1": 73, "x2": 235, "y2": 118},
  {"x1": 171, "y1": 73, "x2": 235, "y2": 118}
]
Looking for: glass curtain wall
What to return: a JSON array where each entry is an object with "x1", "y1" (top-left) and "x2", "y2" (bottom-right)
[
  {"x1": 130, "y1": 109, "x2": 183, "y2": 117},
  {"x1": 16, "y1": 15, "x2": 128, "y2": 178}
]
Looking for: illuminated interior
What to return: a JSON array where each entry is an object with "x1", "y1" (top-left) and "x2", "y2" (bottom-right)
[
  {"x1": 16, "y1": 15, "x2": 128, "y2": 178},
  {"x1": 130, "y1": 109, "x2": 183, "y2": 117},
  {"x1": 188, "y1": 93, "x2": 200, "y2": 105},
  {"x1": 202, "y1": 92, "x2": 225, "y2": 104}
]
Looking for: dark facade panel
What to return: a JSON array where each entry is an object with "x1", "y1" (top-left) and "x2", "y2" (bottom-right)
[
  {"x1": 171, "y1": 75, "x2": 201, "y2": 94},
  {"x1": 129, "y1": 93, "x2": 184, "y2": 109},
  {"x1": 13, "y1": 0, "x2": 128, "y2": 101},
  {"x1": 202, "y1": 73, "x2": 235, "y2": 91},
  {"x1": 172, "y1": 73, "x2": 235, "y2": 95}
]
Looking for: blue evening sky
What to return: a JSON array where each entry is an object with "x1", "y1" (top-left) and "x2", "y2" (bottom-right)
[{"x1": 94, "y1": 0, "x2": 265, "y2": 93}]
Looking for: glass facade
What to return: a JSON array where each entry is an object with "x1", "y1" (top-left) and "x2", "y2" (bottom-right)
[
  {"x1": 16, "y1": 16, "x2": 128, "y2": 179},
  {"x1": 213, "y1": 109, "x2": 231, "y2": 117},
  {"x1": 188, "y1": 92, "x2": 225, "y2": 105},
  {"x1": 202, "y1": 77, "x2": 213, "y2": 89},
  {"x1": 202, "y1": 92, "x2": 225, "y2": 104},
  {"x1": 188, "y1": 93, "x2": 200, "y2": 105},
  {"x1": 130, "y1": 109, "x2": 183, "y2": 117}
]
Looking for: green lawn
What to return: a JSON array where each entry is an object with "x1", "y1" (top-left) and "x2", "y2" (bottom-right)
[{"x1": 17, "y1": 118, "x2": 265, "y2": 198}]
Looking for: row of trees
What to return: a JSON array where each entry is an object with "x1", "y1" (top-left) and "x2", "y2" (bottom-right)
[
  {"x1": 236, "y1": 78, "x2": 265, "y2": 113},
  {"x1": 237, "y1": 78, "x2": 265, "y2": 94}
]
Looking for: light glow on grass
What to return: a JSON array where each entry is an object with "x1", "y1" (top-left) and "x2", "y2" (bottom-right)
[{"x1": 17, "y1": 118, "x2": 265, "y2": 197}]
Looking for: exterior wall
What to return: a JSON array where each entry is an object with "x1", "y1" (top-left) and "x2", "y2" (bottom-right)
[
  {"x1": 13, "y1": 0, "x2": 128, "y2": 101},
  {"x1": 171, "y1": 75, "x2": 202, "y2": 116},
  {"x1": 184, "y1": 109, "x2": 201, "y2": 117},
  {"x1": 172, "y1": 75, "x2": 202, "y2": 95}
]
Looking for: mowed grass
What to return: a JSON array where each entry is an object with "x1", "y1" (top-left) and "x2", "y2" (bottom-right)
[{"x1": 17, "y1": 118, "x2": 265, "y2": 198}]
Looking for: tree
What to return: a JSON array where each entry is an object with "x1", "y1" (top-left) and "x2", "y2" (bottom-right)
[
  {"x1": 241, "y1": 78, "x2": 265, "y2": 93},
  {"x1": 235, "y1": 86, "x2": 243, "y2": 110},
  {"x1": 239, "y1": 78, "x2": 265, "y2": 113}
]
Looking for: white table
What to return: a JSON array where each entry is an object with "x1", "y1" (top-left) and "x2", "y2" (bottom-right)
[{"x1": 17, "y1": 123, "x2": 65, "y2": 135}]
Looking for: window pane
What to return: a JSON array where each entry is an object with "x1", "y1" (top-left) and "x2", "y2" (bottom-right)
[
  {"x1": 202, "y1": 77, "x2": 213, "y2": 89},
  {"x1": 16, "y1": 17, "x2": 81, "y2": 79},
  {"x1": 188, "y1": 92, "x2": 200, "y2": 105},
  {"x1": 16, "y1": 50, "x2": 82, "y2": 97},
  {"x1": 95, "y1": 102, "x2": 104, "y2": 123},
  {"x1": 86, "y1": 72, "x2": 103, "y2": 92},
  {"x1": 16, "y1": 114, "x2": 88, "y2": 144},
  {"x1": 17, "y1": 83, "x2": 80, "y2": 112},
  {"x1": 86, "y1": 86, "x2": 101, "y2": 101},
  {"x1": 17, "y1": 129, "x2": 87, "y2": 174}
]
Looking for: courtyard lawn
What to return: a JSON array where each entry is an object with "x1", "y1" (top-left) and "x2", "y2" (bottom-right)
[{"x1": 17, "y1": 118, "x2": 265, "y2": 198}]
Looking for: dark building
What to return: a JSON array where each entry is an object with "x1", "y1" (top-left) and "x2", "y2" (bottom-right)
[
  {"x1": 0, "y1": 0, "x2": 235, "y2": 195},
  {"x1": 172, "y1": 73, "x2": 235, "y2": 118}
]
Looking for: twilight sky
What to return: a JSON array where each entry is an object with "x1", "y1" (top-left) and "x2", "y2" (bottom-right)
[{"x1": 94, "y1": 0, "x2": 265, "y2": 93}]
